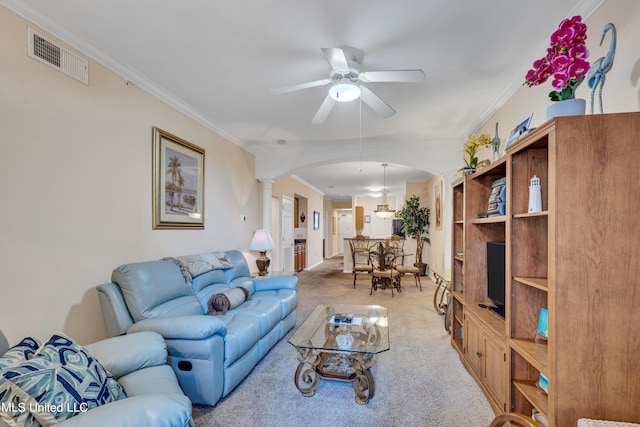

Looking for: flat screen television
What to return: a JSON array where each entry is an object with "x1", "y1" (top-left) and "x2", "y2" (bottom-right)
[
  {"x1": 392, "y1": 219, "x2": 404, "y2": 237},
  {"x1": 486, "y1": 242, "x2": 506, "y2": 318}
]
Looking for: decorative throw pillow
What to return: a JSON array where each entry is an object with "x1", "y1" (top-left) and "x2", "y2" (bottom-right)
[
  {"x1": 0, "y1": 332, "x2": 126, "y2": 427},
  {"x1": 0, "y1": 337, "x2": 40, "y2": 370},
  {"x1": 0, "y1": 381, "x2": 41, "y2": 427},
  {"x1": 0, "y1": 337, "x2": 41, "y2": 427},
  {"x1": 208, "y1": 287, "x2": 249, "y2": 315}
]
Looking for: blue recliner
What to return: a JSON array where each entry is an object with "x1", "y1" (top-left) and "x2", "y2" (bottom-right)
[{"x1": 97, "y1": 250, "x2": 298, "y2": 407}]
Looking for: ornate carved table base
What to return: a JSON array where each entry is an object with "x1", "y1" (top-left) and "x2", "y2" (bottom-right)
[{"x1": 294, "y1": 346, "x2": 375, "y2": 404}]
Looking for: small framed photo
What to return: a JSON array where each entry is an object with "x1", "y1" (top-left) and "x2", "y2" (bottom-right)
[
  {"x1": 506, "y1": 113, "x2": 533, "y2": 148},
  {"x1": 364, "y1": 215, "x2": 371, "y2": 223},
  {"x1": 152, "y1": 127, "x2": 205, "y2": 229},
  {"x1": 313, "y1": 211, "x2": 320, "y2": 230},
  {"x1": 537, "y1": 308, "x2": 548, "y2": 339},
  {"x1": 537, "y1": 372, "x2": 549, "y2": 394}
]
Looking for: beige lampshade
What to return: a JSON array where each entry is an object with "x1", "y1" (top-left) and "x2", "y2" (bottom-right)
[
  {"x1": 249, "y1": 230, "x2": 276, "y2": 251},
  {"x1": 249, "y1": 230, "x2": 276, "y2": 276}
]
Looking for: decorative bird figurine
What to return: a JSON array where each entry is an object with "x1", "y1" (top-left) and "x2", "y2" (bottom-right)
[
  {"x1": 587, "y1": 23, "x2": 617, "y2": 114},
  {"x1": 491, "y1": 122, "x2": 500, "y2": 162}
]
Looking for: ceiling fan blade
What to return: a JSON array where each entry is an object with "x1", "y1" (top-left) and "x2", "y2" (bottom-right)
[
  {"x1": 311, "y1": 94, "x2": 336, "y2": 124},
  {"x1": 269, "y1": 78, "x2": 332, "y2": 95},
  {"x1": 359, "y1": 70, "x2": 426, "y2": 83},
  {"x1": 321, "y1": 48, "x2": 350, "y2": 73},
  {"x1": 359, "y1": 86, "x2": 396, "y2": 118}
]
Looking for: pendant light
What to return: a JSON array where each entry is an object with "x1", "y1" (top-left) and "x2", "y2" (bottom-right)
[{"x1": 374, "y1": 164, "x2": 395, "y2": 219}]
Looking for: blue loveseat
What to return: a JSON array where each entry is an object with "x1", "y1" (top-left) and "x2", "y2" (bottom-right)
[
  {"x1": 0, "y1": 329, "x2": 193, "y2": 427},
  {"x1": 97, "y1": 250, "x2": 297, "y2": 407}
]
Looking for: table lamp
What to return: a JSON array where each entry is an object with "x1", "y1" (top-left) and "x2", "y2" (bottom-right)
[{"x1": 249, "y1": 230, "x2": 276, "y2": 276}]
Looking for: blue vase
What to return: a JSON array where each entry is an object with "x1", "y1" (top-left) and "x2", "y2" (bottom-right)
[{"x1": 546, "y1": 98, "x2": 586, "y2": 120}]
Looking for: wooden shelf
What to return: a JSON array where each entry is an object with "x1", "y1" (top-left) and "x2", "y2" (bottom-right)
[
  {"x1": 455, "y1": 219, "x2": 464, "y2": 224},
  {"x1": 469, "y1": 156, "x2": 508, "y2": 179},
  {"x1": 452, "y1": 291, "x2": 464, "y2": 303},
  {"x1": 470, "y1": 216, "x2": 506, "y2": 224},
  {"x1": 513, "y1": 211, "x2": 549, "y2": 219},
  {"x1": 513, "y1": 380, "x2": 548, "y2": 417},
  {"x1": 466, "y1": 302, "x2": 506, "y2": 339},
  {"x1": 511, "y1": 338, "x2": 548, "y2": 374},
  {"x1": 513, "y1": 276, "x2": 548, "y2": 292},
  {"x1": 455, "y1": 313, "x2": 464, "y2": 325}
]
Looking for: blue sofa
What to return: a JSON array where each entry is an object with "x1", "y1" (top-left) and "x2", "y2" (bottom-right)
[
  {"x1": 0, "y1": 329, "x2": 193, "y2": 427},
  {"x1": 97, "y1": 250, "x2": 298, "y2": 407}
]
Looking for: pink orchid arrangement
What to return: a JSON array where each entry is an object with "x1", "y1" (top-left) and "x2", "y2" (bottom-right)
[{"x1": 524, "y1": 16, "x2": 590, "y2": 101}]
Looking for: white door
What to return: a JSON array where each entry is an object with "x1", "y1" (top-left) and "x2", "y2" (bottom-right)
[
  {"x1": 338, "y1": 213, "x2": 352, "y2": 253},
  {"x1": 281, "y1": 196, "x2": 295, "y2": 274}
]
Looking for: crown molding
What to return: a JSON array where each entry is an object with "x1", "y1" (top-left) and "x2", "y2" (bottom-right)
[{"x1": 0, "y1": 0, "x2": 249, "y2": 152}]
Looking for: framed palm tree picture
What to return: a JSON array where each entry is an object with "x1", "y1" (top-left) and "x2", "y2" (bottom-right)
[{"x1": 152, "y1": 127, "x2": 205, "y2": 229}]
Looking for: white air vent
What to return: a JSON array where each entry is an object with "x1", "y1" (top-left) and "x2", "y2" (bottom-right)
[{"x1": 28, "y1": 28, "x2": 89, "y2": 85}]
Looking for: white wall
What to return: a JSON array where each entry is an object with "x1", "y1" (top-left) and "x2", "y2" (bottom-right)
[{"x1": 0, "y1": 7, "x2": 260, "y2": 344}]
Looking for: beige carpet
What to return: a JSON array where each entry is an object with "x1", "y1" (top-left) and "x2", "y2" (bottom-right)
[{"x1": 193, "y1": 257, "x2": 495, "y2": 427}]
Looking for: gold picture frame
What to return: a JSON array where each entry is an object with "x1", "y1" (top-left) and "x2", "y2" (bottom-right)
[
  {"x1": 152, "y1": 127, "x2": 205, "y2": 229},
  {"x1": 435, "y1": 180, "x2": 443, "y2": 230}
]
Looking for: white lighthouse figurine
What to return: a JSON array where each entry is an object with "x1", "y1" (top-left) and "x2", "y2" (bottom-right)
[{"x1": 528, "y1": 175, "x2": 542, "y2": 213}]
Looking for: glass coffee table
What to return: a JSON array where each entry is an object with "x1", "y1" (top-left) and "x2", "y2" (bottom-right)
[{"x1": 288, "y1": 304, "x2": 389, "y2": 404}]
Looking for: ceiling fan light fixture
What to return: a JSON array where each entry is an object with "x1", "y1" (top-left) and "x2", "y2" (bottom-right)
[{"x1": 328, "y1": 82, "x2": 360, "y2": 102}]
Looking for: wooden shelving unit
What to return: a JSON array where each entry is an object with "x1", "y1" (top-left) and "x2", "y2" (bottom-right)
[
  {"x1": 450, "y1": 177, "x2": 466, "y2": 356},
  {"x1": 450, "y1": 112, "x2": 640, "y2": 426}
]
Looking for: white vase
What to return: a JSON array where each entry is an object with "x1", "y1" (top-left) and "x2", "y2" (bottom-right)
[{"x1": 546, "y1": 98, "x2": 586, "y2": 120}]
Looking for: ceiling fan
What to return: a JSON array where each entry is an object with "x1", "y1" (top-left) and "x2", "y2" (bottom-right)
[{"x1": 269, "y1": 47, "x2": 426, "y2": 124}]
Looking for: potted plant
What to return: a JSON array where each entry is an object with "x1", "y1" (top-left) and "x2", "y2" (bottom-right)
[
  {"x1": 460, "y1": 133, "x2": 492, "y2": 174},
  {"x1": 395, "y1": 195, "x2": 430, "y2": 275},
  {"x1": 524, "y1": 15, "x2": 590, "y2": 118}
]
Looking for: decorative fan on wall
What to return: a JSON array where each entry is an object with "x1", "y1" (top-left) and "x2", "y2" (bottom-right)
[{"x1": 269, "y1": 47, "x2": 426, "y2": 124}]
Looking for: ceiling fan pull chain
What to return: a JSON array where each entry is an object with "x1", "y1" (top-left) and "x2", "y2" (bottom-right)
[{"x1": 359, "y1": 97, "x2": 363, "y2": 173}]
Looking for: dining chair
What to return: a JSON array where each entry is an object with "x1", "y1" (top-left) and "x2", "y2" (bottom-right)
[
  {"x1": 387, "y1": 235, "x2": 405, "y2": 265},
  {"x1": 395, "y1": 264, "x2": 422, "y2": 291},
  {"x1": 349, "y1": 238, "x2": 373, "y2": 288},
  {"x1": 369, "y1": 243, "x2": 401, "y2": 297}
]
